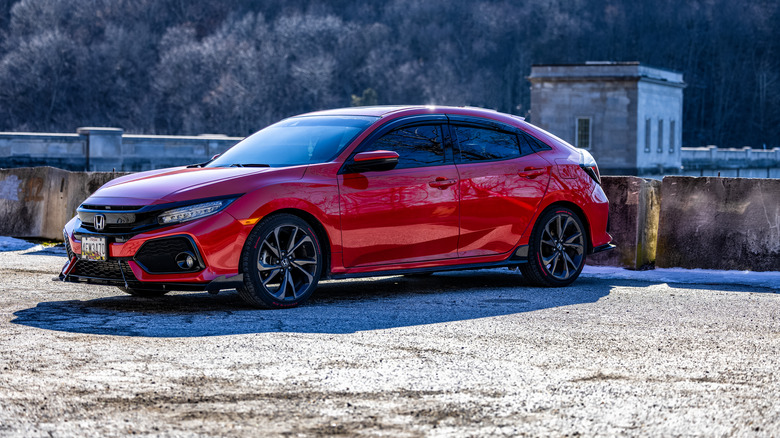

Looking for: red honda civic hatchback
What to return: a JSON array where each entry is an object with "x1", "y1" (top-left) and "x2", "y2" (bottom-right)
[{"x1": 60, "y1": 106, "x2": 613, "y2": 308}]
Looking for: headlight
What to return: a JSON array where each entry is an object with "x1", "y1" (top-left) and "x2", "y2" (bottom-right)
[{"x1": 158, "y1": 199, "x2": 234, "y2": 225}]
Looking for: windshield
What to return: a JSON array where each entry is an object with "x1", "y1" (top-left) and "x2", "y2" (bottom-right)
[{"x1": 208, "y1": 115, "x2": 378, "y2": 168}]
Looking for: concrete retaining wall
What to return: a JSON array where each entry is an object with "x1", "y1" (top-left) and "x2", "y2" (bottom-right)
[
  {"x1": 656, "y1": 177, "x2": 780, "y2": 271},
  {"x1": 0, "y1": 167, "x2": 129, "y2": 240},
  {"x1": 0, "y1": 167, "x2": 778, "y2": 271},
  {"x1": 589, "y1": 176, "x2": 661, "y2": 269}
]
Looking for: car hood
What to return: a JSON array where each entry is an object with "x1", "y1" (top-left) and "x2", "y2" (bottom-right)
[{"x1": 83, "y1": 166, "x2": 307, "y2": 207}]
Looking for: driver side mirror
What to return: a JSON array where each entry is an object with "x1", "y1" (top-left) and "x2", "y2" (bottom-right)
[{"x1": 345, "y1": 150, "x2": 399, "y2": 173}]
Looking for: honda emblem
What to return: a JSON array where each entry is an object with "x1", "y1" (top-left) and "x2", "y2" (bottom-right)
[{"x1": 94, "y1": 214, "x2": 106, "y2": 231}]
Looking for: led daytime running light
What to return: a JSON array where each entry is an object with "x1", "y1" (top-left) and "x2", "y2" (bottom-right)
[{"x1": 158, "y1": 200, "x2": 227, "y2": 225}]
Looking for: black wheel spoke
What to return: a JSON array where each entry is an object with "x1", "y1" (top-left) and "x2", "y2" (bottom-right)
[
  {"x1": 290, "y1": 235, "x2": 312, "y2": 254},
  {"x1": 262, "y1": 268, "x2": 282, "y2": 286},
  {"x1": 550, "y1": 252, "x2": 560, "y2": 274},
  {"x1": 564, "y1": 232, "x2": 582, "y2": 245},
  {"x1": 257, "y1": 259, "x2": 281, "y2": 272},
  {"x1": 274, "y1": 269, "x2": 290, "y2": 299},
  {"x1": 263, "y1": 238, "x2": 280, "y2": 258},
  {"x1": 286, "y1": 227, "x2": 298, "y2": 253},
  {"x1": 273, "y1": 228, "x2": 283, "y2": 257},
  {"x1": 291, "y1": 261, "x2": 314, "y2": 283}
]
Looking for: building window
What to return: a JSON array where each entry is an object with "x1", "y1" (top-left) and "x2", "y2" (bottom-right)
[
  {"x1": 575, "y1": 117, "x2": 591, "y2": 149},
  {"x1": 657, "y1": 120, "x2": 664, "y2": 153},
  {"x1": 669, "y1": 120, "x2": 676, "y2": 153},
  {"x1": 644, "y1": 118, "x2": 651, "y2": 152}
]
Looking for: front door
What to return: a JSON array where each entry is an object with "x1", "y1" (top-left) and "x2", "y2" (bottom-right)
[{"x1": 339, "y1": 123, "x2": 460, "y2": 267}]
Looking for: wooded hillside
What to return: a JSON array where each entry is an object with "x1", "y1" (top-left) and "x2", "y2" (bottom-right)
[{"x1": 0, "y1": 0, "x2": 777, "y2": 148}]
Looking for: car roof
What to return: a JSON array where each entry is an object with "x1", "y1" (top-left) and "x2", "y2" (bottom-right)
[{"x1": 299, "y1": 105, "x2": 515, "y2": 120}]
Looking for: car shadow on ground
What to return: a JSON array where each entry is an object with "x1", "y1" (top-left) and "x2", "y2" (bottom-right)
[{"x1": 11, "y1": 269, "x2": 613, "y2": 337}]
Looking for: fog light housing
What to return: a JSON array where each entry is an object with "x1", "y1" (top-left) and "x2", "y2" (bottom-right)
[{"x1": 176, "y1": 252, "x2": 196, "y2": 270}]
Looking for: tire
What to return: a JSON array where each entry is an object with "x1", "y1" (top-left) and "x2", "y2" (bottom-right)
[
  {"x1": 238, "y1": 214, "x2": 323, "y2": 308},
  {"x1": 117, "y1": 286, "x2": 169, "y2": 297},
  {"x1": 520, "y1": 206, "x2": 587, "y2": 287}
]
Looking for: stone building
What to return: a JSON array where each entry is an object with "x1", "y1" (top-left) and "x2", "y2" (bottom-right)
[{"x1": 528, "y1": 62, "x2": 685, "y2": 176}]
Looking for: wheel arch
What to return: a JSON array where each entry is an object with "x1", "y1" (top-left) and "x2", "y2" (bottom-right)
[{"x1": 258, "y1": 208, "x2": 332, "y2": 278}]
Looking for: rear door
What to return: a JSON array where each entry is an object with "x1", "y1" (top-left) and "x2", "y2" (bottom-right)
[
  {"x1": 339, "y1": 119, "x2": 460, "y2": 267},
  {"x1": 452, "y1": 123, "x2": 551, "y2": 258}
]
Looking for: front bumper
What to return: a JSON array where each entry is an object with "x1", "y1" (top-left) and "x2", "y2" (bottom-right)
[{"x1": 59, "y1": 211, "x2": 251, "y2": 292}]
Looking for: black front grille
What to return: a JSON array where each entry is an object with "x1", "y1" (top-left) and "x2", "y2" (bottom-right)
[
  {"x1": 78, "y1": 210, "x2": 159, "y2": 233},
  {"x1": 81, "y1": 204, "x2": 143, "y2": 211},
  {"x1": 71, "y1": 259, "x2": 137, "y2": 281},
  {"x1": 134, "y1": 236, "x2": 202, "y2": 274}
]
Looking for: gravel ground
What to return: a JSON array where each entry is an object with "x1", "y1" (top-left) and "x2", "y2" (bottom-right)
[{"x1": 0, "y1": 245, "x2": 778, "y2": 437}]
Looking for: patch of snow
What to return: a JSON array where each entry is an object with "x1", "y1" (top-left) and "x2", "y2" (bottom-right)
[
  {"x1": 583, "y1": 265, "x2": 780, "y2": 291},
  {"x1": 0, "y1": 236, "x2": 43, "y2": 252}
]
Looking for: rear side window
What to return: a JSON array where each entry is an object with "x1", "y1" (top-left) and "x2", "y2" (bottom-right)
[
  {"x1": 454, "y1": 126, "x2": 521, "y2": 162},
  {"x1": 366, "y1": 124, "x2": 445, "y2": 169},
  {"x1": 520, "y1": 131, "x2": 552, "y2": 152}
]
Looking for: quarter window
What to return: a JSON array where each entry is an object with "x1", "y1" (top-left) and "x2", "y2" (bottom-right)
[
  {"x1": 454, "y1": 126, "x2": 521, "y2": 162},
  {"x1": 367, "y1": 125, "x2": 445, "y2": 169},
  {"x1": 519, "y1": 131, "x2": 550, "y2": 152}
]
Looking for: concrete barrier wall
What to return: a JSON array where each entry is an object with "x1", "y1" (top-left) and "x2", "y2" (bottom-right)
[
  {"x1": 682, "y1": 145, "x2": 780, "y2": 169},
  {"x1": 0, "y1": 167, "x2": 129, "y2": 240},
  {"x1": 589, "y1": 176, "x2": 661, "y2": 269},
  {"x1": 680, "y1": 145, "x2": 780, "y2": 178},
  {"x1": 0, "y1": 129, "x2": 242, "y2": 172},
  {"x1": 680, "y1": 167, "x2": 780, "y2": 178},
  {"x1": 3, "y1": 127, "x2": 780, "y2": 176},
  {"x1": 656, "y1": 177, "x2": 780, "y2": 271},
  {"x1": 0, "y1": 167, "x2": 778, "y2": 271}
]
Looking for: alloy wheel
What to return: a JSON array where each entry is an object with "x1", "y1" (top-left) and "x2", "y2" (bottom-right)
[
  {"x1": 256, "y1": 224, "x2": 319, "y2": 301},
  {"x1": 539, "y1": 212, "x2": 585, "y2": 280}
]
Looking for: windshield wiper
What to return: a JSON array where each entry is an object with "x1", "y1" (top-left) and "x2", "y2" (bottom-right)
[{"x1": 229, "y1": 163, "x2": 271, "y2": 168}]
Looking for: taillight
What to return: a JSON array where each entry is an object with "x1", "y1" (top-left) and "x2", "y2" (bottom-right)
[{"x1": 578, "y1": 149, "x2": 601, "y2": 185}]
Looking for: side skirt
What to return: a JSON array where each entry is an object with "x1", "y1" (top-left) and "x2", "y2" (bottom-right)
[{"x1": 327, "y1": 259, "x2": 528, "y2": 280}]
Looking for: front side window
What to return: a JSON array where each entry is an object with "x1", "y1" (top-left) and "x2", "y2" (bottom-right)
[
  {"x1": 364, "y1": 124, "x2": 445, "y2": 169},
  {"x1": 454, "y1": 126, "x2": 521, "y2": 162},
  {"x1": 208, "y1": 116, "x2": 378, "y2": 167}
]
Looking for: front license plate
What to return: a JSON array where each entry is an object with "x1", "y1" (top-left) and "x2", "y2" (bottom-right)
[{"x1": 82, "y1": 236, "x2": 108, "y2": 261}]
